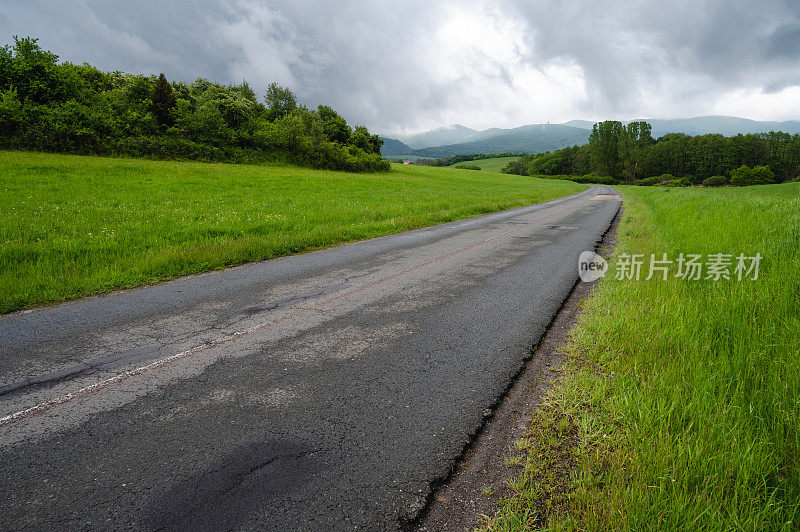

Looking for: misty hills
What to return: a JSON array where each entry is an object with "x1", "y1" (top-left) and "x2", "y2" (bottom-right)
[
  {"x1": 381, "y1": 124, "x2": 590, "y2": 158},
  {"x1": 379, "y1": 137, "x2": 417, "y2": 157},
  {"x1": 411, "y1": 124, "x2": 591, "y2": 158},
  {"x1": 399, "y1": 124, "x2": 478, "y2": 150},
  {"x1": 627, "y1": 116, "x2": 800, "y2": 137},
  {"x1": 380, "y1": 115, "x2": 800, "y2": 158}
]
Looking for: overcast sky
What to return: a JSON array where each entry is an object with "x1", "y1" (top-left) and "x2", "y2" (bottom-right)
[{"x1": 3, "y1": 0, "x2": 800, "y2": 134}]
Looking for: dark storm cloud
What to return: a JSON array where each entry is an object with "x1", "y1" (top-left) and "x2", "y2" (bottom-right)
[
  {"x1": 2, "y1": 1, "x2": 243, "y2": 82},
  {"x1": 765, "y1": 22, "x2": 800, "y2": 59},
  {"x1": 2, "y1": 0, "x2": 800, "y2": 131},
  {"x1": 1, "y1": 0, "x2": 461, "y2": 130},
  {"x1": 502, "y1": 0, "x2": 800, "y2": 116}
]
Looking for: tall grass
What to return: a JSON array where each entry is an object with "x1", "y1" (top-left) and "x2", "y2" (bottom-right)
[
  {"x1": 490, "y1": 183, "x2": 800, "y2": 529},
  {"x1": 0, "y1": 151, "x2": 582, "y2": 313}
]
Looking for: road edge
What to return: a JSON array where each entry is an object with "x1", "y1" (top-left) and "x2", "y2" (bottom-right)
[{"x1": 408, "y1": 195, "x2": 622, "y2": 530}]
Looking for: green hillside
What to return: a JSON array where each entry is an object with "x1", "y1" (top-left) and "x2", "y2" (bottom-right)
[
  {"x1": 394, "y1": 124, "x2": 478, "y2": 149},
  {"x1": 412, "y1": 124, "x2": 590, "y2": 158}
]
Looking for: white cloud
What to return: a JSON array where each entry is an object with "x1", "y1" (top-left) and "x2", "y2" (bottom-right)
[
  {"x1": 419, "y1": 5, "x2": 589, "y2": 127},
  {"x1": 711, "y1": 86, "x2": 800, "y2": 121},
  {"x1": 214, "y1": 1, "x2": 324, "y2": 90}
]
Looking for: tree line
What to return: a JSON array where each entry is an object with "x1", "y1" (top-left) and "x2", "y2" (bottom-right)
[
  {"x1": 504, "y1": 120, "x2": 800, "y2": 185},
  {"x1": 413, "y1": 152, "x2": 525, "y2": 167},
  {"x1": 0, "y1": 37, "x2": 389, "y2": 172}
]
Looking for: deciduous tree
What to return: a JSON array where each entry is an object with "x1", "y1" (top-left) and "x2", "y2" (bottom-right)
[{"x1": 265, "y1": 83, "x2": 297, "y2": 121}]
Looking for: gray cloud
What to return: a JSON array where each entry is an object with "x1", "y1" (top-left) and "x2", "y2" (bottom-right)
[
  {"x1": 502, "y1": 0, "x2": 800, "y2": 115},
  {"x1": 2, "y1": 0, "x2": 800, "y2": 132}
]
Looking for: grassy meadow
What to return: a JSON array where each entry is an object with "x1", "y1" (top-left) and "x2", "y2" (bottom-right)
[
  {"x1": 449, "y1": 156, "x2": 520, "y2": 171},
  {"x1": 0, "y1": 151, "x2": 583, "y2": 313},
  {"x1": 488, "y1": 183, "x2": 800, "y2": 529}
]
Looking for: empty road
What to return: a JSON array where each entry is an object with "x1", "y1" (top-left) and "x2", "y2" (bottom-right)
[{"x1": 0, "y1": 185, "x2": 620, "y2": 530}]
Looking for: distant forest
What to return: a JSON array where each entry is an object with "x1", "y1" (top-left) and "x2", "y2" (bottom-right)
[
  {"x1": 505, "y1": 121, "x2": 800, "y2": 185},
  {"x1": 413, "y1": 152, "x2": 524, "y2": 167},
  {"x1": 0, "y1": 37, "x2": 389, "y2": 172}
]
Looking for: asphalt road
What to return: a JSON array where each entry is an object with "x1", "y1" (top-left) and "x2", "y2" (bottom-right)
[{"x1": 0, "y1": 185, "x2": 620, "y2": 530}]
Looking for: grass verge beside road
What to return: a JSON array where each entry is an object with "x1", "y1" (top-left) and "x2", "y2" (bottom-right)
[
  {"x1": 0, "y1": 151, "x2": 582, "y2": 313},
  {"x1": 486, "y1": 183, "x2": 800, "y2": 529}
]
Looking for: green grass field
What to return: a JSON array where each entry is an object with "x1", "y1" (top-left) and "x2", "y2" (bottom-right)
[
  {"x1": 488, "y1": 183, "x2": 800, "y2": 529},
  {"x1": 449, "y1": 156, "x2": 520, "y2": 171},
  {"x1": 0, "y1": 151, "x2": 583, "y2": 313}
]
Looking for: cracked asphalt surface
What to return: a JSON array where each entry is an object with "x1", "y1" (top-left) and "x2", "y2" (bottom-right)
[{"x1": 0, "y1": 185, "x2": 620, "y2": 530}]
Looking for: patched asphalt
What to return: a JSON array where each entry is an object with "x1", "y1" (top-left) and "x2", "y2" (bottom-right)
[{"x1": 0, "y1": 185, "x2": 620, "y2": 530}]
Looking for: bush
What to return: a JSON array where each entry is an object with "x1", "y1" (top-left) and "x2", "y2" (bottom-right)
[
  {"x1": 636, "y1": 176, "x2": 661, "y2": 186},
  {"x1": 338, "y1": 146, "x2": 391, "y2": 172},
  {"x1": 531, "y1": 174, "x2": 617, "y2": 185},
  {"x1": 454, "y1": 164, "x2": 481, "y2": 170},
  {"x1": 115, "y1": 135, "x2": 226, "y2": 161},
  {"x1": 637, "y1": 174, "x2": 677, "y2": 186},
  {"x1": 702, "y1": 175, "x2": 728, "y2": 187},
  {"x1": 730, "y1": 165, "x2": 775, "y2": 186},
  {"x1": 572, "y1": 174, "x2": 616, "y2": 185},
  {"x1": 666, "y1": 177, "x2": 691, "y2": 187},
  {"x1": 0, "y1": 89, "x2": 23, "y2": 138}
]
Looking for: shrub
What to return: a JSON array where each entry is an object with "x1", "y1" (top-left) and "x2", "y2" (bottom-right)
[
  {"x1": 637, "y1": 174, "x2": 679, "y2": 186},
  {"x1": 730, "y1": 165, "x2": 774, "y2": 186},
  {"x1": 530, "y1": 174, "x2": 616, "y2": 185},
  {"x1": 0, "y1": 89, "x2": 23, "y2": 138},
  {"x1": 339, "y1": 147, "x2": 391, "y2": 172},
  {"x1": 702, "y1": 175, "x2": 728, "y2": 187},
  {"x1": 115, "y1": 135, "x2": 226, "y2": 161},
  {"x1": 454, "y1": 164, "x2": 481, "y2": 170},
  {"x1": 572, "y1": 174, "x2": 617, "y2": 185},
  {"x1": 636, "y1": 176, "x2": 663, "y2": 186},
  {"x1": 666, "y1": 177, "x2": 691, "y2": 187}
]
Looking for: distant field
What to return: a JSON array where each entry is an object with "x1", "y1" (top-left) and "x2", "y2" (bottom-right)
[
  {"x1": 0, "y1": 151, "x2": 583, "y2": 313},
  {"x1": 385, "y1": 154, "x2": 438, "y2": 160},
  {"x1": 488, "y1": 183, "x2": 800, "y2": 529},
  {"x1": 449, "y1": 156, "x2": 520, "y2": 171}
]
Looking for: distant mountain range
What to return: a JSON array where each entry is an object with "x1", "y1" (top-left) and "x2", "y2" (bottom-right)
[
  {"x1": 378, "y1": 137, "x2": 417, "y2": 157},
  {"x1": 380, "y1": 115, "x2": 800, "y2": 158},
  {"x1": 398, "y1": 124, "x2": 478, "y2": 150},
  {"x1": 380, "y1": 124, "x2": 589, "y2": 158},
  {"x1": 621, "y1": 116, "x2": 800, "y2": 137}
]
